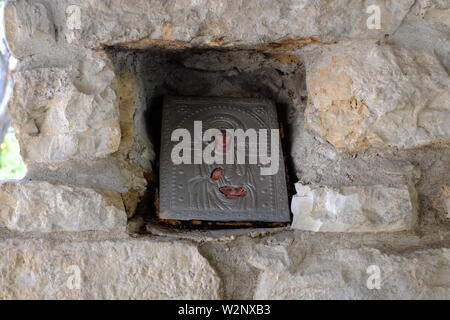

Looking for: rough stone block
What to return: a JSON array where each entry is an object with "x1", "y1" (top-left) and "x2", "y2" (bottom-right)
[
  {"x1": 4, "y1": 0, "x2": 57, "y2": 59},
  {"x1": 291, "y1": 183, "x2": 418, "y2": 232},
  {"x1": 305, "y1": 41, "x2": 450, "y2": 151},
  {"x1": 251, "y1": 245, "x2": 450, "y2": 299},
  {"x1": 0, "y1": 181, "x2": 127, "y2": 232},
  {"x1": 8, "y1": 58, "x2": 120, "y2": 163},
  {"x1": 0, "y1": 238, "x2": 221, "y2": 299},
  {"x1": 5, "y1": 0, "x2": 414, "y2": 52}
]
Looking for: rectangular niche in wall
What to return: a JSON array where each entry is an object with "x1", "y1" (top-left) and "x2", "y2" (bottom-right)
[{"x1": 159, "y1": 96, "x2": 290, "y2": 225}]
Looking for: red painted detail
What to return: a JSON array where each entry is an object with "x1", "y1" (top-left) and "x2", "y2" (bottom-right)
[{"x1": 219, "y1": 186, "x2": 247, "y2": 199}]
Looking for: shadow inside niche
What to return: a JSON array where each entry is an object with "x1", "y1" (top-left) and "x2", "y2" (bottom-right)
[{"x1": 107, "y1": 47, "x2": 306, "y2": 231}]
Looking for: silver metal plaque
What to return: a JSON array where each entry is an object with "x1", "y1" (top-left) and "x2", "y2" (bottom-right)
[{"x1": 159, "y1": 96, "x2": 290, "y2": 223}]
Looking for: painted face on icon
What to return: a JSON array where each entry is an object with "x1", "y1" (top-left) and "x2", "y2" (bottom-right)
[{"x1": 214, "y1": 130, "x2": 232, "y2": 152}]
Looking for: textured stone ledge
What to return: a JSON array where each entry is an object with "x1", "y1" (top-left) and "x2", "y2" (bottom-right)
[
  {"x1": 291, "y1": 183, "x2": 418, "y2": 232},
  {"x1": 0, "y1": 181, "x2": 127, "y2": 233},
  {"x1": 249, "y1": 243, "x2": 450, "y2": 299},
  {"x1": 4, "y1": 0, "x2": 414, "y2": 56},
  {"x1": 0, "y1": 238, "x2": 221, "y2": 299},
  {"x1": 1, "y1": 234, "x2": 448, "y2": 300}
]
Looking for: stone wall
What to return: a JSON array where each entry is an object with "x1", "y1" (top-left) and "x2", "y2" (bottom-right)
[{"x1": 0, "y1": 0, "x2": 449, "y2": 299}]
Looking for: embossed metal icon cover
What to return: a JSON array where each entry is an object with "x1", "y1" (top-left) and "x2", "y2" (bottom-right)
[{"x1": 159, "y1": 96, "x2": 290, "y2": 223}]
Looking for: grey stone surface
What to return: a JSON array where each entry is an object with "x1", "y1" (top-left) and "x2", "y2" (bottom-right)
[
  {"x1": 1, "y1": 0, "x2": 450, "y2": 301},
  {"x1": 25, "y1": 157, "x2": 147, "y2": 194},
  {"x1": 291, "y1": 183, "x2": 418, "y2": 232},
  {"x1": 252, "y1": 245, "x2": 450, "y2": 299},
  {"x1": 4, "y1": 0, "x2": 57, "y2": 59},
  {"x1": 199, "y1": 230, "x2": 450, "y2": 299},
  {"x1": 391, "y1": 0, "x2": 450, "y2": 70},
  {"x1": 289, "y1": 101, "x2": 450, "y2": 226},
  {"x1": 0, "y1": 238, "x2": 221, "y2": 299},
  {"x1": 8, "y1": 57, "x2": 121, "y2": 163},
  {"x1": 304, "y1": 40, "x2": 450, "y2": 151},
  {"x1": 0, "y1": 181, "x2": 127, "y2": 232},
  {"x1": 5, "y1": 0, "x2": 415, "y2": 55}
]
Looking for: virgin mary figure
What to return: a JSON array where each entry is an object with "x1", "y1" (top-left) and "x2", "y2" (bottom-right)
[{"x1": 187, "y1": 116, "x2": 257, "y2": 212}]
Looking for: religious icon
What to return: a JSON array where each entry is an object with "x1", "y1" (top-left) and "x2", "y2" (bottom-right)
[
  {"x1": 188, "y1": 119, "x2": 257, "y2": 211},
  {"x1": 159, "y1": 96, "x2": 290, "y2": 224}
]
